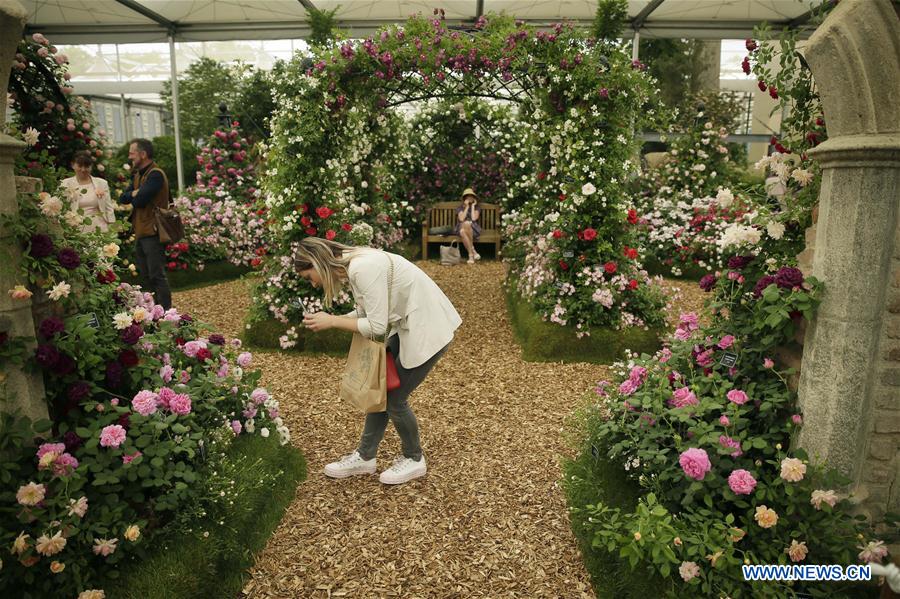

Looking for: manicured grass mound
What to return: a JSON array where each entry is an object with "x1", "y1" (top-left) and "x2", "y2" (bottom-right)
[
  {"x1": 122, "y1": 260, "x2": 251, "y2": 291},
  {"x1": 505, "y1": 286, "x2": 662, "y2": 364},
  {"x1": 562, "y1": 440, "x2": 668, "y2": 598},
  {"x1": 111, "y1": 434, "x2": 306, "y2": 599},
  {"x1": 242, "y1": 317, "x2": 352, "y2": 355}
]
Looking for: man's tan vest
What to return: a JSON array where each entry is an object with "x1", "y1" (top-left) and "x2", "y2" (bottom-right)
[{"x1": 130, "y1": 162, "x2": 170, "y2": 239}]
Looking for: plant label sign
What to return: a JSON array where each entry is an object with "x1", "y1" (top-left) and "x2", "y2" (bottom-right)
[
  {"x1": 720, "y1": 352, "x2": 739, "y2": 368},
  {"x1": 563, "y1": 250, "x2": 574, "y2": 258},
  {"x1": 86, "y1": 313, "x2": 100, "y2": 329}
]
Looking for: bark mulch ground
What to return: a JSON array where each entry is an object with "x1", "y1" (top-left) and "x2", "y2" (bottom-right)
[{"x1": 172, "y1": 262, "x2": 703, "y2": 598}]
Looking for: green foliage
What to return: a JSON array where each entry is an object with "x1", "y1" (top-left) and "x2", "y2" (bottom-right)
[
  {"x1": 110, "y1": 434, "x2": 306, "y2": 599},
  {"x1": 160, "y1": 57, "x2": 251, "y2": 142},
  {"x1": 592, "y1": 0, "x2": 629, "y2": 42},
  {"x1": 640, "y1": 39, "x2": 705, "y2": 110},
  {"x1": 505, "y1": 283, "x2": 662, "y2": 364},
  {"x1": 306, "y1": 6, "x2": 341, "y2": 47},
  {"x1": 233, "y1": 67, "x2": 279, "y2": 141}
]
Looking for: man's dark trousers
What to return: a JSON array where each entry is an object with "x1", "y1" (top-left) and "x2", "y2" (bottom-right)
[{"x1": 135, "y1": 235, "x2": 172, "y2": 310}]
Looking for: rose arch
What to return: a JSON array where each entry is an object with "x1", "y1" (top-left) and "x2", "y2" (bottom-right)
[{"x1": 251, "y1": 12, "x2": 669, "y2": 342}]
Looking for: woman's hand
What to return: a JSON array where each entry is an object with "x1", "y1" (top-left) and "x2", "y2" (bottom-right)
[{"x1": 302, "y1": 311, "x2": 334, "y2": 332}]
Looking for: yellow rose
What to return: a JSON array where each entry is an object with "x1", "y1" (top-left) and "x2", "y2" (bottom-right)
[
  {"x1": 124, "y1": 525, "x2": 141, "y2": 542},
  {"x1": 754, "y1": 505, "x2": 778, "y2": 529},
  {"x1": 132, "y1": 308, "x2": 148, "y2": 323},
  {"x1": 102, "y1": 243, "x2": 120, "y2": 258},
  {"x1": 38, "y1": 451, "x2": 59, "y2": 469},
  {"x1": 78, "y1": 590, "x2": 106, "y2": 599},
  {"x1": 12, "y1": 532, "x2": 30, "y2": 554},
  {"x1": 8, "y1": 285, "x2": 33, "y2": 300},
  {"x1": 785, "y1": 540, "x2": 808, "y2": 563},
  {"x1": 50, "y1": 560, "x2": 66, "y2": 573},
  {"x1": 633, "y1": 532, "x2": 641, "y2": 541},
  {"x1": 35, "y1": 531, "x2": 66, "y2": 556}
]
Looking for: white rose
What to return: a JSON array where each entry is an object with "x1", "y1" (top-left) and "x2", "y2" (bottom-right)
[
  {"x1": 766, "y1": 221, "x2": 786, "y2": 240},
  {"x1": 716, "y1": 188, "x2": 734, "y2": 209},
  {"x1": 581, "y1": 183, "x2": 596, "y2": 196},
  {"x1": 48, "y1": 281, "x2": 71, "y2": 301},
  {"x1": 260, "y1": 428, "x2": 270, "y2": 438},
  {"x1": 112, "y1": 312, "x2": 133, "y2": 330}
]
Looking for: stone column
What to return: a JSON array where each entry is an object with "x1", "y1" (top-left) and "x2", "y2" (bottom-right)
[
  {"x1": 796, "y1": 0, "x2": 900, "y2": 525},
  {"x1": 695, "y1": 40, "x2": 721, "y2": 92},
  {"x1": 0, "y1": 0, "x2": 47, "y2": 425}
]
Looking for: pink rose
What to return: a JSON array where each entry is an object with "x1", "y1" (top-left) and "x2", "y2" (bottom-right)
[
  {"x1": 719, "y1": 415, "x2": 730, "y2": 426},
  {"x1": 764, "y1": 358, "x2": 775, "y2": 368},
  {"x1": 168, "y1": 393, "x2": 192, "y2": 415},
  {"x1": 678, "y1": 448, "x2": 711, "y2": 481},
  {"x1": 122, "y1": 451, "x2": 142, "y2": 465},
  {"x1": 131, "y1": 390, "x2": 158, "y2": 416},
  {"x1": 159, "y1": 364, "x2": 174, "y2": 383},
  {"x1": 728, "y1": 469, "x2": 757, "y2": 494},
  {"x1": 236, "y1": 352, "x2": 252, "y2": 368},
  {"x1": 791, "y1": 414, "x2": 803, "y2": 425},
  {"x1": 618, "y1": 379, "x2": 638, "y2": 396},
  {"x1": 231, "y1": 420, "x2": 242, "y2": 435},
  {"x1": 669, "y1": 387, "x2": 698, "y2": 408},
  {"x1": 717, "y1": 335, "x2": 735, "y2": 349},
  {"x1": 99, "y1": 424, "x2": 126, "y2": 448},
  {"x1": 250, "y1": 388, "x2": 269, "y2": 404},
  {"x1": 727, "y1": 389, "x2": 749, "y2": 405},
  {"x1": 719, "y1": 435, "x2": 743, "y2": 457}
]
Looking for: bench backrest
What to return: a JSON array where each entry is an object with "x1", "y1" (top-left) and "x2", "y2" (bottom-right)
[{"x1": 426, "y1": 202, "x2": 501, "y2": 231}]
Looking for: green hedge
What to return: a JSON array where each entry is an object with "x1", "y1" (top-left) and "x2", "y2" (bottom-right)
[
  {"x1": 242, "y1": 317, "x2": 352, "y2": 356},
  {"x1": 562, "y1": 443, "x2": 668, "y2": 598},
  {"x1": 122, "y1": 260, "x2": 251, "y2": 292},
  {"x1": 505, "y1": 285, "x2": 662, "y2": 364},
  {"x1": 111, "y1": 434, "x2": 306, "y2": 599}
]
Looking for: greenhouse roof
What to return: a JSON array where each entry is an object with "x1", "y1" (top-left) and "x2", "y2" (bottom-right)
[{"x1": 22, "y1": 0, "x2": 823, "y2": 44}]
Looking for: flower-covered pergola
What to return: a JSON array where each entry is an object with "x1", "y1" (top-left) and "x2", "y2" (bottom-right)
[{"x1": 257, "y1": 11, "x2": 669, "y2": 334}]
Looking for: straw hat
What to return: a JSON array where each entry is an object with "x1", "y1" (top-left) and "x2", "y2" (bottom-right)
[{"x1": 461, "y1": 188, "x2": 478, "y2": 201}]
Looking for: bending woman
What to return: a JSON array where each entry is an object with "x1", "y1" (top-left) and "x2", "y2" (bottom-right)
[{"x1": 296, "y1": 237, "x2": 462, "y2": 484}]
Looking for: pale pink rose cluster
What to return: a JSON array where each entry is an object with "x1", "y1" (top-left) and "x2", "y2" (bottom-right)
[
  {"x1": 678, "y1": 447, "x2": 711, "y2": 480},
  {"x1": 617, "y1": 366, "x2": 647, "y2": 396},
  {"x1": 182, "y1": 339, "x2": 208, "y2": 358},
  {"x1": 157, "y1": 387, "x2": 192, "y2": 415},
  {"x1": 132, "y1": 390, "x2": 159, "y2": 416},
  {"x1": 99, "y1": 424, "x2": 126, "y2": 448},
  {"x1": 727, "y1": 469, "x2": 757, "y2": 495},
  {"x1": 674, "y1": 312, "x2": 699, "y2": 341}
]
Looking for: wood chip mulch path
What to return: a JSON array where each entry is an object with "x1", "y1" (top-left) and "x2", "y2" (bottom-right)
[{"x1": 173, "y1": 263, "x2": 703, "y2": 599}]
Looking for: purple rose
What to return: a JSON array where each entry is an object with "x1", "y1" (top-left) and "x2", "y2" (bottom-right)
[
  {"x1": 105, "y1": 360, "x2": 124, "y2": 388},
  {"x1": 775, "y1": 266, "x2": 804, "y2": 290},
  {"x1": 57, "y1": 247, "x2": 81, "y2": 269},
  {"x1": 67, "y1": 381, "x2": 91, "y2": 402},
  {"x1": 726, "y1": 255, "x2": 754, "y2": 270},
  {"x1": 120, "y1": 324, "x2": 144, "y2": 345},
  {"x1": 63, "y1": 430, "x2": 83, "y2": 452},
  {"x1": 209, "y1": 334, "x2": 226, "y2": 346},
  {"x1": 38, "y1": 316, "x2": 65, "y2": 339},
  {"x1": 699, "y1": 274, "x2": 717, "y2": 292},
  {"x1": 55, "y1": 353, "x2": 76, "y2": 376},
  {"x1": 180, "y1": 314, "x2": 193, "y2": 324},
  {"x1": 29, "y1": 234, "x2": 55, "y2": 258},
  {"x1": 35, "y1": 344, "x2": 60, "y2": 369},
  {"x1": 753, "y1": 275, "x2": 777, "y2": 298}
]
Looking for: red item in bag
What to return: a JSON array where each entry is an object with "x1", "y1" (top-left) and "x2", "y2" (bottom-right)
[{"x1": 386, "y1": 349, "x2": 401, "y2": 391}]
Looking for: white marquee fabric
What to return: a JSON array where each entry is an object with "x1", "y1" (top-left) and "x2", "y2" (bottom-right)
[{"x1": 23, "y1": 0, "x2": 822, "y2": 44}]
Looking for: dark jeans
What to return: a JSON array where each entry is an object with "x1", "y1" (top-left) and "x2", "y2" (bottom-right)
[
  {"x1": 357, "y1": 335, "x2": 449, "y2": 462},
  {"x1": 135, "y1": 235, "x2": 172, "y2": 310}
]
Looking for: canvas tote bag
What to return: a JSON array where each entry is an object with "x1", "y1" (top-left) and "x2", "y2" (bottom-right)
[
  {"x1": 440, "y1": 241, "x2": 461, "y2": 266},
  {"x1": 339, "y1": 253, "x2": 395, "y2": 413}
]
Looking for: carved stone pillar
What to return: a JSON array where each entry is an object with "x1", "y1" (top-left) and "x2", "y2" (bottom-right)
[
  {"x1": 796, "y1": 0, "x2": 900, "y2": 525},
  {"x1": 0, "y1": 0, "x2": 47, "y2": 425}
]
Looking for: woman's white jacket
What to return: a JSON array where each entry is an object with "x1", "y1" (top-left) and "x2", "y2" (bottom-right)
[{"x1": 345, "y1": 249, "x2": 461, "y2": 368}]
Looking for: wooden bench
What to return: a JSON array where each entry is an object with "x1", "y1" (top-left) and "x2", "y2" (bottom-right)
[{"x1": 421, "y1": 201, "x2": 502, "y2": 259}]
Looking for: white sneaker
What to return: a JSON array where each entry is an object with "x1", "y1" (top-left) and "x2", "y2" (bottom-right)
[
  {"x1": 323, "y1": 451, "x2": 376, "y2": 479},
  {"x1": 467, "y1": 257, "x2": 475, "y2": 264},
  {"x1": 379, "y1": 455, "x2": 427, "y2": 485},
  {"x1": 474, "y1": 253, "x2": 481, "y2": 261}
]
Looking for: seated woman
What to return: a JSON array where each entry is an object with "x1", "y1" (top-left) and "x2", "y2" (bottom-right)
[
  {"x1": 60, "y1": 151, "x2": 115, "y2": 233},
  {"x1": 455, "y1": 187, "x2": 482, "y2": 264}
]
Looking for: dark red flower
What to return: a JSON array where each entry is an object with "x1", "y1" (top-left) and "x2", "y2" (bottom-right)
[
  {"x1": 559, "y1": 260, "x2": 569, "y2": 271},
  {"x1": 55, "y1": 353, "x2": 76, "y2": 376},
  {"x1": 558, "y1": 194, "x2": 566, "y2": 202},
  {"x1": 250, "y1": 258, "x2": 262, "y2": 268},
  {"x1": 57, "y1": 247, "x2": 81, "y2": 269},
  {"x1": 120, "y1": 324, "x2": 144, "y2": 345},
  {"x1": 300, "y1": 216, "x2": 312, "y2": 226},
  {"x1": 623, "y1": 247, "x2": 638, "y2": 260},
  {"x1": 325, "y1": 229, "x2": 337, "y2": 240},
  {"x1": 537, "y1": 172, "x2": 546, "y2": 180},
  {"x1": 118, "y1": 349, "x2": 139, "y2": 368},
  {"x1": 741, "y1": 57, "x2": 751, "y2": 75},
  {"x1": 196, "y1": 348, "x2": 213, "y2": 362},
  {"x1": 209, "y1": 334, "x2": 226, "y2": 346},
  {"x1": 552, "y1": 230, "x2": 563, "y2": 239},
  {"x1": 581, "y1": 228, "x2": 597, "y2": 241},
  {"x1": 758, "y1": 80, "x2": 767, "y2": 92},
  {"x1": 29, "y1": 234, "x2": 54, "y2": 258},
  {"x1": 105, "y1": 360, "x2": 123, "y2": 388},
  {"x1": 67, "y1": 381, "x2": 91, "y2": 402},
  {"x1": 117, "y1": 413, "x2": 131, "y2": 430},
  {"x1": 699, "y1": 274, "x2": 717, "y2": 292},
  {"x1": 768, "y1": 85, "x2": 778, "y2": 99},
  {"x1": 604, "y1": 261, "x2": 617, "y2": 274},
  {"x1": 306, "y1": 227, "x2": 317, "y2": 236},
  {"x1": 35, "y1": 344, "x2": 60, "y2": 369},
  {"x1": 38, "y1": 316, "x2": 65, "y2": 339},
  {"x1": 63, "y1": 430, "x2": 83, "y2": 452},
  {"x1": 341, "y1": 223, "x2": 352, "y2": 231},
  {"x1": 753, "y1": 275, "x2": 777, "y2": 298},
  {"x1": 166, "y1": 261, "x2": 177, "y2": 271},
  {"x1": 745, "y1": 38, "x2": 757, "y2": 51},
  {"x1": 316, "y1": 206, "x2": 334, "y2": 219},
  {"x1": 628, "y1": 279, "x2": 639, "y2": 290},
  {"x1": 97, "y1": 270, "x2": 117, "y2": 284}
]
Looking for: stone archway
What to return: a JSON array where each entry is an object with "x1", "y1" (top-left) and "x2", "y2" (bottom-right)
[{"x1": 796, "y1": 0, "x2": 900, "y2": 527}]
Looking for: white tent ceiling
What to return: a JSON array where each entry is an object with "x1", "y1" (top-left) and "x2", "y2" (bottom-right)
[{"x1": 22, "y1": 0, "x2": 823, "y2": 44}]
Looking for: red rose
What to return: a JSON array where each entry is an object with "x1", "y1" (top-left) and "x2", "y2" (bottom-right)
[
  {"x1": 741, "y1": 57, "x2": 751, "y2": 75},
  {"x1": 758, "y1": 80, "x2": 767, "y2": 92},
  {"x1": 768, "y1": 85, "x2": 778, "y2": 99},
  {"x1": 301, "y1": 203, "x2": 309, "y2": 213},
  {"x1": 305, "y1": 227, "x2": 317, "y2": 236},
  {"x1": 176, "y1": 337, "x2": 186, "y2": 346},
  {"x1": 604, "y1": 261, "x2": 617, "y2": 274},
  {"x1": 537, "y1": 172, "x2": 546, "y2": 180},
  {"x1": 325, "y1": 229, "x2": 336, "y2": 240},
  {"x1": 300, "y1": 216, "x2": 312, "y2": 226},
  {"x1": 628, "y1": 279, "x2": 639, "y2": 290},
  {"x1": 167, "y1": 262, "x2": 177, "y2": 271},
  {"x1": 559, "y1": 260, "x2": 569, "y2": 271},
  {"x1": 118, "y1": 349, "x2": 139, "y2": 368},
  {"x1": 623, "y1": 247, "x2": 638, "y2": 260},
  {"x1": 552, "y1": 229, "x2": 563, "y2": 239},
  {"x1": 341, "y1": 223, "x2": 352, "y2": 231},
  {"x1": 250, "y1": 258, "x2": 262, "y2": 268},
  {"x1": 745, "y1": 39, "x2": 757, "y2": 51},
  {"x1": 255, "y1": 247, "x2": 267, "y2": 256},
  {"x1": 316, "y1": 206, "x2": 333, "y2": 219},
  {"x1": 558, "y1": 194, "x2": 566, "y2": 202},
  {"x1": 196, "y1": 348, "x2": 212, "y2": 362},
  {"x1": 581, "y1": 228, "x2": 597, "y2": 241},
  {"x1": 627, "y1": 209, "x2": 638, "y2": 224}
]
